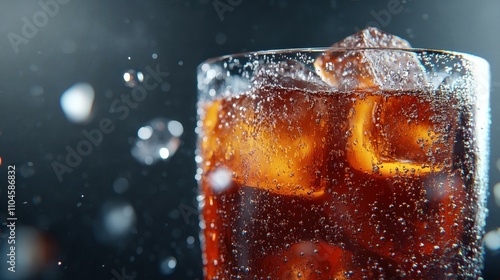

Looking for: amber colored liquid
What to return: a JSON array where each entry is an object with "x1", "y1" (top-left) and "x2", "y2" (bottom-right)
[{"x1": 198, "y1": 86, "x2": 481, "y2": 279}]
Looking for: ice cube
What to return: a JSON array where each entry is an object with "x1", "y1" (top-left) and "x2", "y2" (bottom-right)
[
  {"x1": 314, "y1": 27, "x2": 426, "y2": 91},
  {"x1": 346, "y1": 94, "x2": 455, "y2": 177},
  {"x1": 260, "y1": 241, "x2": 353, "y2": 279},
  {"x1": 252, "y1": 60, "x2": 331, "y2": 92},
  {"x1": 199, "y1": 80, "x2": 345, "y2": 197}
]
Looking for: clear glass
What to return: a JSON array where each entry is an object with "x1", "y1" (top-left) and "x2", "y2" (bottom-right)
[{"x1": 196, "y1": 48, "x2": 490, "y2": 279}]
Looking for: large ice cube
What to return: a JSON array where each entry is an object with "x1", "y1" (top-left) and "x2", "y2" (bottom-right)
[
  {"x1": 200, "y1": 63, "x2": 346, "y2": 197},
  {"x1": 314, "y1": 27, "x2": 427, "y2": 91},
  {"x1": 346, "y1": 94, "x2": 455, "y2": 176}
]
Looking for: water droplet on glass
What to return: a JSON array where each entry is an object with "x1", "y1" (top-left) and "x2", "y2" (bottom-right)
[
  {"x1": 60, "y1": 83, "x2": 95, "y2": 123},
  {"x1": 131, "y1": 118, "x2": 183, "y2": 165},
  {"x1": 123, "y1": 69, "x2": 144, "y2": 88},
  {"x1": 152, "y1": 53, "x2": 158, "y2": 59},
  {"x1": 159, "y1": 256, "x2": 177, "y2": 275},
  {"x1": 208, "y1": 167, "x2": 232, "y2": 193}
]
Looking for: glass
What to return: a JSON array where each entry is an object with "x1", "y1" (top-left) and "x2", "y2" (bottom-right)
[{"x1": 195, "y1": 48, "x2": 490, "y2": 279}]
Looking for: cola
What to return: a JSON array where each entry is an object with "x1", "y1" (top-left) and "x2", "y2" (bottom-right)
[{"x1": 196, "y1": 28, "x2": 489, "y2": 279}]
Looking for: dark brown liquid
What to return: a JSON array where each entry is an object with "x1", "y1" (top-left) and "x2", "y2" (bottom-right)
[{"x1": 198, "y1": 86, "x2": 481, "y2": 279}]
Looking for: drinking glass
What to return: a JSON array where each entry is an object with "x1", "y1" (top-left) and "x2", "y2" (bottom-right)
[{"x1": 196, "y1": 48, "x2": 490, "y2": 279}]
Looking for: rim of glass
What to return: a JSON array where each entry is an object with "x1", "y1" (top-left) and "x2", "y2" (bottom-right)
[{"x1": 199, "y1": 47, "x2": 489, "y2": 67}]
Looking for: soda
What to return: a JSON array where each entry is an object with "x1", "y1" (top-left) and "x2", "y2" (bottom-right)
[{"x1": 196, "y1": 28, "x2": 489, "y2": 279}]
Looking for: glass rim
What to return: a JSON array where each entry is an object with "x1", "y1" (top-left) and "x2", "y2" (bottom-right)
[{"x1": 199, "y1": 47, "x2": 489, "y2": 68}]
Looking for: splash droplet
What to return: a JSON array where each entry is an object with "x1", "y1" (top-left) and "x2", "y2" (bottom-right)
[
  {"x1": 131, "y1": 118, "x2": 183, "y2": 165},
  {"x1": 60, "y1": 83, "x2": 95, "y2": 123},
  {"x1": 159, "y1": 256, "x2": 177, "y2": 275},
  {"x1": 123, "y1": 69, "x2": 144, "y2": 88}
]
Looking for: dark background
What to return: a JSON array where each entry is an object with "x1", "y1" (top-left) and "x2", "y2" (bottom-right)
[{"x1": 0, "y1": 0, "x2": 499, "y2": 279}]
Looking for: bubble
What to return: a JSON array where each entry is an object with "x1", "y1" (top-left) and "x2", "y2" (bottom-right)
[
  {"x1": 123, "y1": 69, "x2": 144, "y2": 88},
  {"x1": 152, "y1": 53, "x2": 158, "y2": 59},
  {"x1": 131, "y1": 118, "x2": 183, "y2": 165},
  {"x1": 60, "y1": 83, "x2": 95, "y2": 123},
  {"x1": 159, "y1": 256, "x2": 177, "y2": 275},
  {"x1": 113, "y1": 177, "x2": 129, "y2": 194}
]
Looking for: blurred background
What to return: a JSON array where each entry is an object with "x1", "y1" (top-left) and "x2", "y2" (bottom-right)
[{"x1": 0, "y1": 0, "x2": 498, "y2": 279}]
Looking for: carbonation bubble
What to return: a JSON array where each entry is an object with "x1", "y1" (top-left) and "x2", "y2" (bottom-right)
[
  {"x1": 123, "y1": 69, "x2": 144, "y2": 88},
  {"x1": 131, "y1": 118, "x2": 183, "y2": 165}
]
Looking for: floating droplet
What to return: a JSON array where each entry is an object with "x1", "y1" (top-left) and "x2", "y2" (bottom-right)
[
  {"x1": 494, "y1": 182, "x2": 500, "y2": 207},
  {"x1": 20, "y1": 162, "x2": 35, "y2": 178},
  {"x1": 215, "y1": 32, "x2": 227, "y2": 45},
  {"x1": 102, "y1": 202, "x2": 136, "y2": 237},
  {"x1": 159, "y1": 256, "x2": 177, "y2": 275},
  {"x1": 484, "y1": 228, "x2": 500, "y2": 251},
  {"x1": 123, "y1": 69, "x2": 144, "y2": 88},
  {"x1": 60, "y1": 83, "x2": 95, "y2": 123},
  {"x1": 131, "y1": 118, "x2": 183, "y2": 165},
  {"x1": 113, "y1": 177, "x2": 129, "y2": 194}
]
